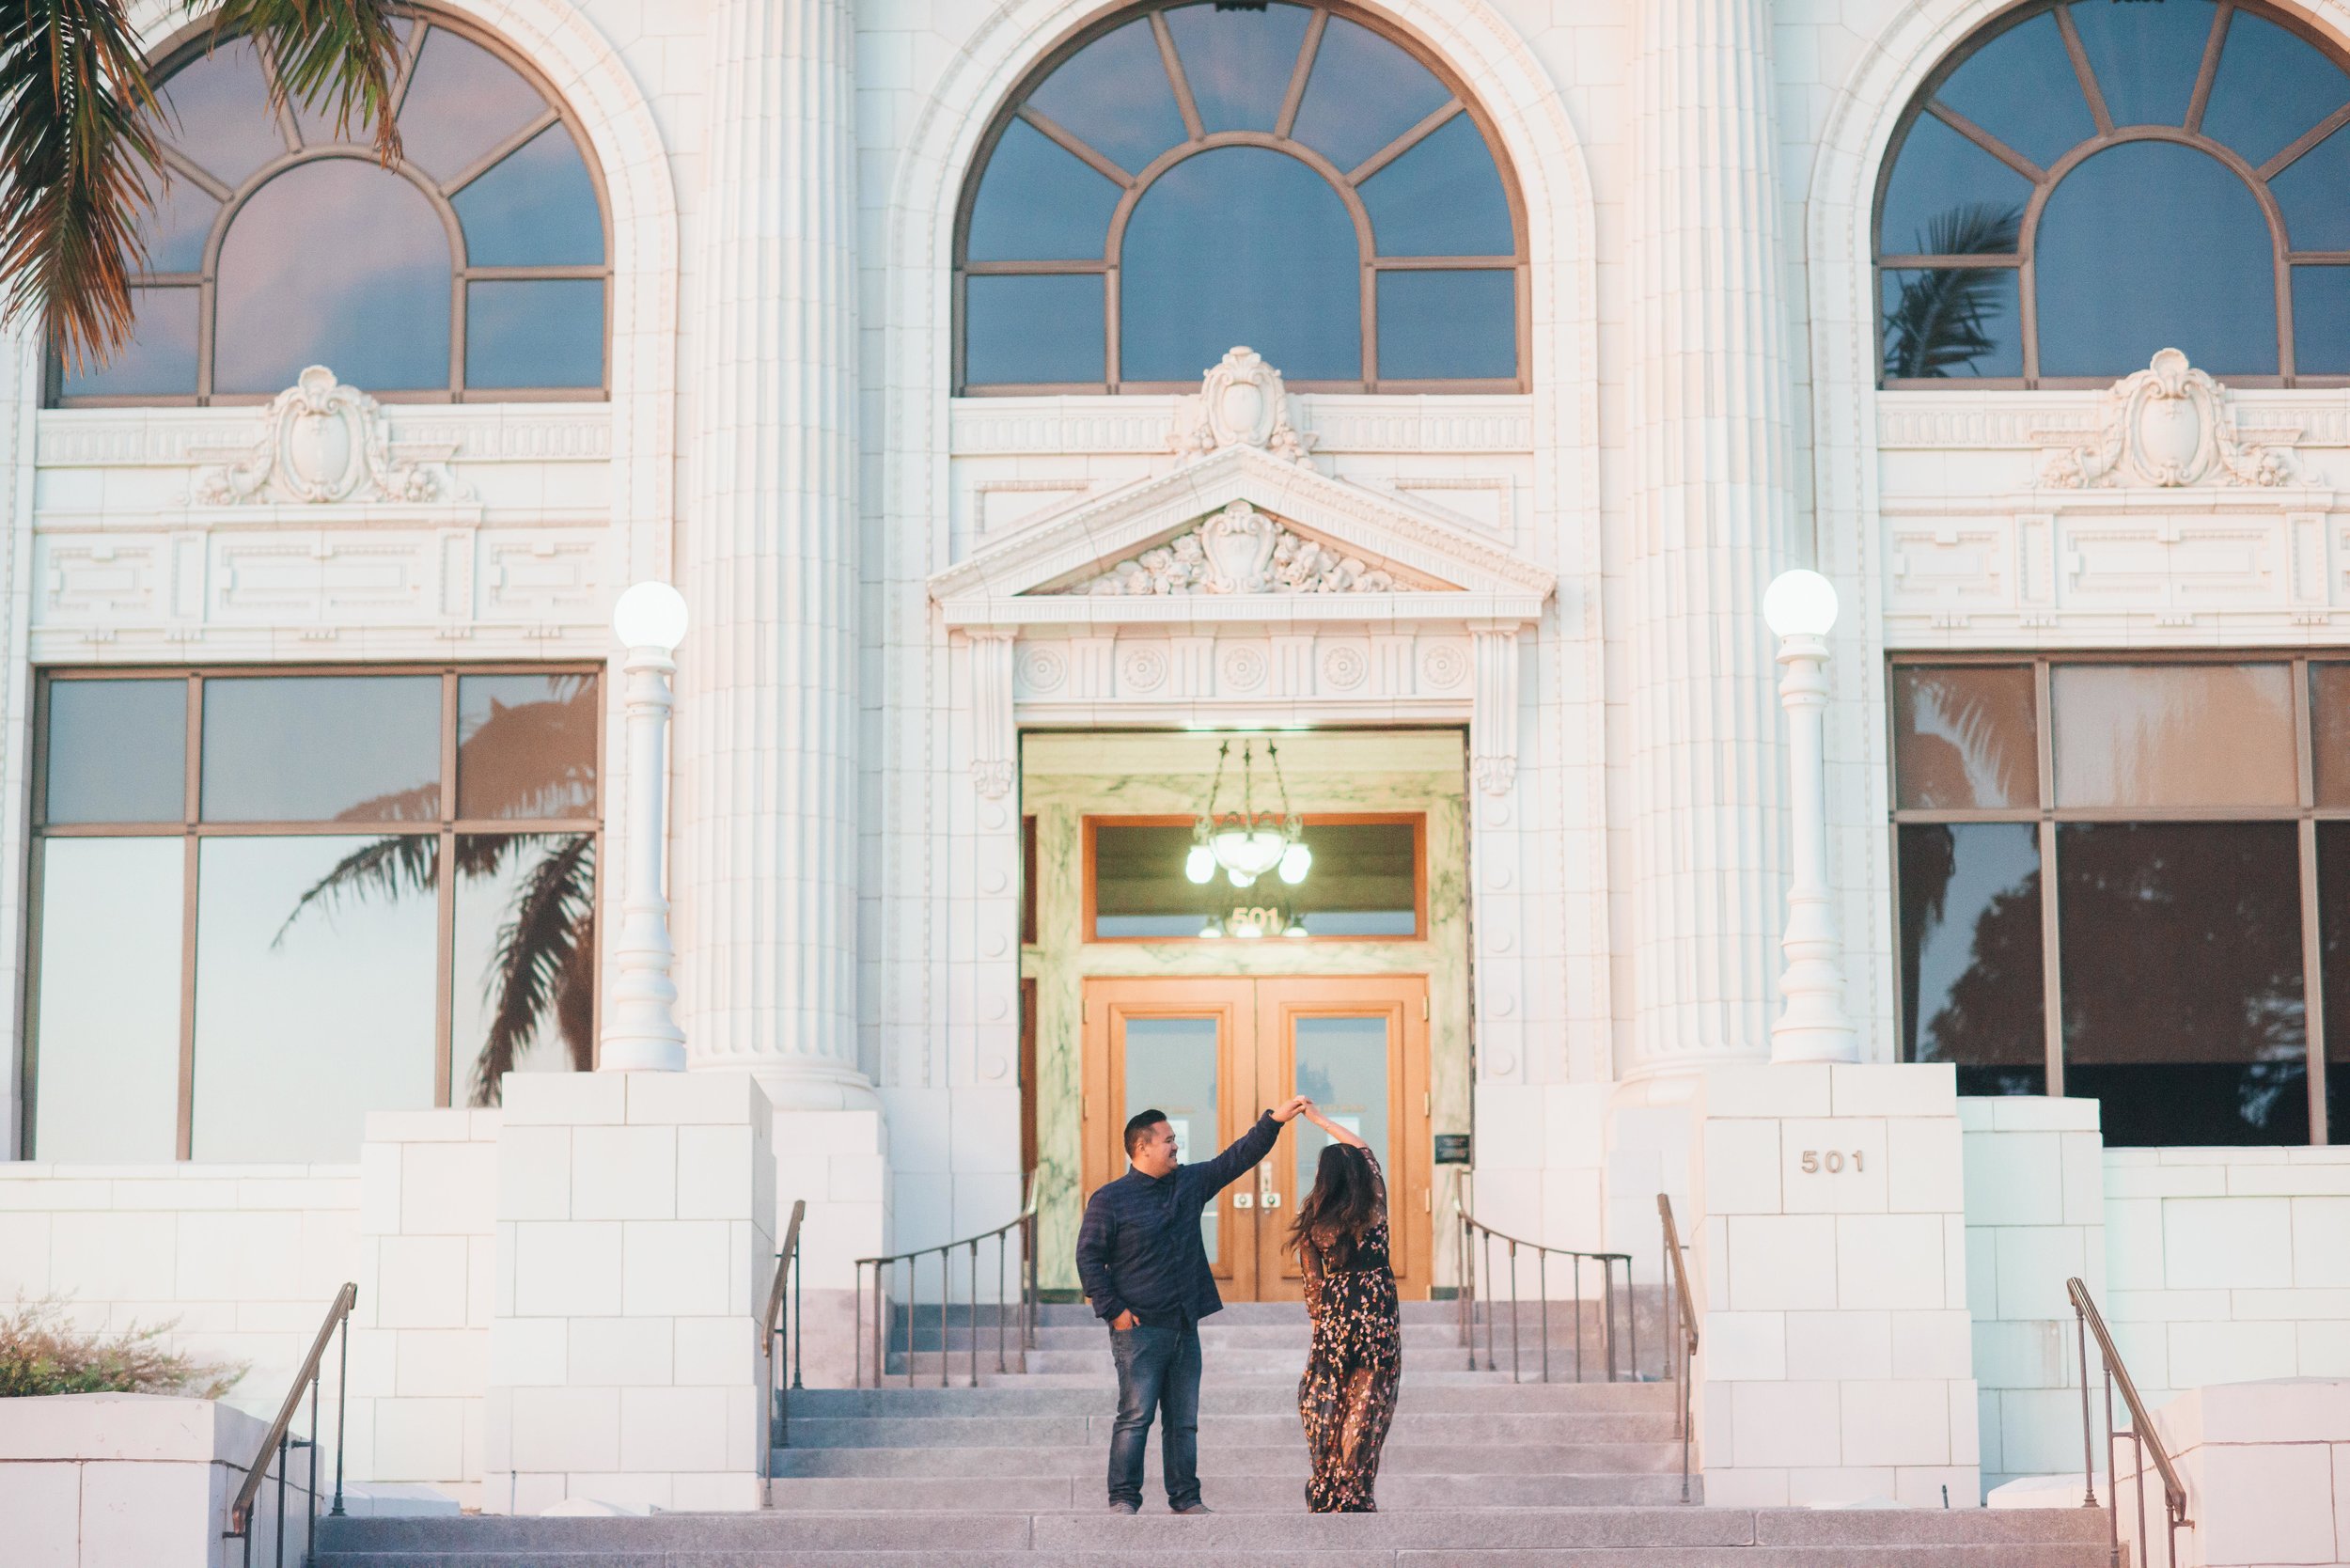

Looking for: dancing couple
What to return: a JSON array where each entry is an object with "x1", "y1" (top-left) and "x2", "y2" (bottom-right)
[{"x1": 1073, "y1": 1095, "x2": 1400, "y2": 1514}]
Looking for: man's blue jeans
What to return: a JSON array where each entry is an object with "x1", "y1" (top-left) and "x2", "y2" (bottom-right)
[{"x1": 1107, "y1": 1323, "x2": 1202, "y2": 1510}]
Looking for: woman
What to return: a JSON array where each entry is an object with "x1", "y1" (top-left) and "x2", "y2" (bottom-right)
[{"x1": 1288, "y1": 1103, "x2": 1402, "y2": 1513}]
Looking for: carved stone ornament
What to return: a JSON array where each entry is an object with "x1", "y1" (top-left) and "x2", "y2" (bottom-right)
[
  {"x1": 1063, "y1": 501, "x2": 1412, "y2": 596},
  {"x1": 1168, "y1": 346, "x2": 1316, "y2": 464},
  {"x1": 2037, "y1": 348, "x2": 2298, "y2": 490},
  {"x1": 192, "y1": 365, "x2": 462, "y2": 505}
]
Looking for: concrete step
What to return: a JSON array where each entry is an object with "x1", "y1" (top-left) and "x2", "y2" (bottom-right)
[
  {"x1": 792, "y1": 1382, "x2": 1677, "y2": 1417},
  {"x1": 772, "y1": 1440, "x2": 1682, "y2": 1478},
  {"x1": 316, "y1": 1507, "x2": 2108, "y2": 1565},
  {"x1": 765, "y1": 1471, "x2": 1700, "y2": 1510},
  {"x1": 786, "y1": 1411, "x2": 1683, "y2": 1449},
  {"x1": 920, "y1": 1322, "x2": 1542, "y2": 1351}
]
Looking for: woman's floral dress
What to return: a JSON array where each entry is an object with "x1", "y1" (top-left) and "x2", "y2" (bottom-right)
[{"x1": 1296, "y1": 1149, "x2": 1402, "y2": 1513}]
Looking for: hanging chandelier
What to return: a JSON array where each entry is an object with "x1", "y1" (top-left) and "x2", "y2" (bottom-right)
[{"x1": 1184, "y1": 739, "x2": 1310, "y2": 889}]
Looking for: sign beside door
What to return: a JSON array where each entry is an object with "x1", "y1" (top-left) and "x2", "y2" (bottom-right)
[{"x1": 1080, "y1": 975, "x2": 1433, "y2": 1302}]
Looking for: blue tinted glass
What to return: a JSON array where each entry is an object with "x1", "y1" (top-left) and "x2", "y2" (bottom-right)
[
  {"x1": 466, "y1": 279, "x2": 604, "y2": 388},
  {"x1": 1290, "y1": 18, "x2": 1451, "y2": 173},
  {"x1": 454, "y1": 125, "x2": 603, "y2": 265},
  {"x1": 397, "y1": 27, "x2": 548, "y2": 182},
  {"x1": 2066, "y1": 0, "x2": 2221, "y2": 128},
  {"x1": 1163, "y1": 2, "x2": 1311, "y2": 132},
  {"x1": 1881, "y1": 266, "x2": 2022, "y2": 379},
  {"x1": 967, "y1": 118, "x2": 1121, "y2": 261},
  {"x1": 135, "y1": 165, "x2": 218, "y2": 274},
  {"x1": 1121, "y1": 148, "x2": 1358, "y2": 383},
  {"x1": 1376, "y1": 269, "x2": 1512, "y2": 381},
  {"x1": 59, "y1": 287, "x2": 198, "y2": 397},
  {"x1": 201, "y1": 675, "x2": 441, "y2": 822},
  {"x1": 214, "y1": 160, "x2": 452, "y2": 393},
  {"x1": 1026, "y1": 18, "x2": 1187, "y2": 176},
  {"x1": 2294, "y1": 267, "x2": 2350, "y2": 373},
  {"x1": 159, "y1": 37, "x2": 290, "y2": 184},
  {"x1": 2276, "y1": 123, "x2": 2350, "y2": 249},
  {"x1": 44, "y1": 679, "x2": 186, "y2": 823},
  {"x1": 1935, "y1": 11, "x2": 2095, "y2": 170},
  {"x1": 2037, "y1": 141, "x2": 2275, "y2": 376},
  {"x1": 2201, "y1": 9, "x2": 2350, "y2": 167},
  {"x1": 1359, "y1": 112, "x2": 1512, "y2": 257},
  {"x1": 1879, "y1": 112, "x2": 2031, "y2": 256},
  {"x1": 965, "y1": 274, "x2": 1104, "y2": 384}
]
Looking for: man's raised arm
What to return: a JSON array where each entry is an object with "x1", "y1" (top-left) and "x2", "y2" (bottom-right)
[{"x1": 1193, "y1": 1096, "x2": 1308, "y2": 1193}]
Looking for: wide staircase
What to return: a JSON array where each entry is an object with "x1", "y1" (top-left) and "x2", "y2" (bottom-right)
[{"x1": 318, "y1": 1298, "x2": 2111, "y2": 1565}]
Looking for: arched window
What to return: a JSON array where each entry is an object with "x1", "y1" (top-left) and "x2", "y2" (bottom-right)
[
  {"x1": 957, "y1": 2, "x2": 1524, "y2": 394},
  {"x1": 1876, "y1": 0, "x2": 2350, "y2": 387},
  {"x1": 55, "y1": 9, "x2": 609, "y2": 405}
]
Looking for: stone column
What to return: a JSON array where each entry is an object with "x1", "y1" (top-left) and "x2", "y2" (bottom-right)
[
  {"x1": 1623, "y1": 0, "x2": 1797, "y2": 1075},
  {"x1": 679, "y1": 0, "x2": 871, "y2": 1110}
]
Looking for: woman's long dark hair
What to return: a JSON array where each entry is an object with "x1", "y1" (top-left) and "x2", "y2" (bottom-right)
[{"x1": 1289, "y1": 1143, "x2": 1382, "y2": 1267}]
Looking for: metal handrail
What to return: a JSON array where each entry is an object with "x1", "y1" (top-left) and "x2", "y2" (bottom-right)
[
  {"x1": 1657, "y1": 1195, "x2": 1699, "y2": 1503},
  {"x1": 224, "y1": 1281, "x2": 355, "y2": 1567},
  {"x1": 2070, "y1": 1277, "x2": 2191, "y2": 1567},
  {"x1": 854, "y1": 1175, "x2": 1039, "y2": 1388},
  {"x1": 764, "y1": 1200, "x2": 807, "y2": 1453},
  {"x1": 1453, "y1": 1201, "x2": 1635, "y2": 1384}
]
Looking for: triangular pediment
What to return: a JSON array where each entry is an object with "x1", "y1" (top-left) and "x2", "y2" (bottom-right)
[{"x1": 929, "y1": 443, "x2": 1555, "y2": 625}]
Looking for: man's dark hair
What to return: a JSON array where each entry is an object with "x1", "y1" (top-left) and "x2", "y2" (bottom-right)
[{"x1": 1124, "y1": 1109, "x2": 1168, "y2": 1158}]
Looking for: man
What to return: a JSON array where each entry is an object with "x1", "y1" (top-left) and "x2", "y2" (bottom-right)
[{"x1": 1075, "y1": 1096, "x2": 1308, "y2": 1515}]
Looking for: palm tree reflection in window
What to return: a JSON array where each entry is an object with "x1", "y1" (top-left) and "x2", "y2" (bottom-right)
[
  {"x1": 274, "y1": 677, "x2": 597, "y2": 1105},
  {"x1": 1881, "y1": 204, "x2": 2023, "y2": 380}
]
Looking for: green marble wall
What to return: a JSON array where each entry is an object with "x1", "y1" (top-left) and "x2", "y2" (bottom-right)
[{"x1": 1020, "y1": 729, "x2": 1472, "y2": 1294}]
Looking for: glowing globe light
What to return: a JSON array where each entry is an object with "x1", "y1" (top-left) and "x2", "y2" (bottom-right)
[
  {"x1": 1762, "y1": 569, "x2": 1839, "y2": 638},
  {"x1": 612, "y1": 580, "x2": 690, "y2": 651}
]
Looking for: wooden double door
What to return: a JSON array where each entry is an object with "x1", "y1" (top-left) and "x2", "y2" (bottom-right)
[{"x1": 1080, "y1": 975, "x2": 1432, "y2": 1302}]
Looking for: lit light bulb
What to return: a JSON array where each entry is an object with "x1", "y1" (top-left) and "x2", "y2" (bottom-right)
[
  {"x1": 1184, "y1": 844, "x2": 1215, "y2": 884},
  {"x1": 1277, "y1": 841, "x2": 1312, "y2": 885},
  {"x1": 1228, "y1": 866, "x2": 1257, "y2": 888},
  {"x1": 1283, "y1": 913, "x2": 1309, "y2": 938},
  {"x1": 1199, "y1": 916, "x2": 1226, "y2": 939}
]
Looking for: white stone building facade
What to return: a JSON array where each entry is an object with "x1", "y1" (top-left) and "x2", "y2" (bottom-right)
[{"x1": 9, "y1": 0, "x2": 2350, "y2": 1513}]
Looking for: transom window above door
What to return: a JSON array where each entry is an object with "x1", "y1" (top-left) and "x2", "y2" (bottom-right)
[
  {"x1": 55, "y1": 8, "x2": 609, "y2": 405},
  {"x1": 957, "y1": 1, "x2": 1526, "y2": 393},
  {"x1": 1877, "y1": 0, "x2": 2350, "y2": 386}
]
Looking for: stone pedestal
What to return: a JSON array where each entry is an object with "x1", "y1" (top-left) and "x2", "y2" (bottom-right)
[
  {"x1": 772, "y1": 1105, "x2": 888, "y2": 1388},
  {"x1": 2126, "y1": 1379, "x2": 2350, "y2": 1568},
  {"x1": 1688, "y1": 1062, "x2": 1980, "y2": 1506},
  {"x1": 484, "y1": 1074, "x2": 775, "y2": 1513}
]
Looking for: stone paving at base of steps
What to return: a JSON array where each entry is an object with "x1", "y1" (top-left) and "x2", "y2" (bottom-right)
[{"x1": 316, "y1": 1506, "x2": 2112, "y2": 1566}]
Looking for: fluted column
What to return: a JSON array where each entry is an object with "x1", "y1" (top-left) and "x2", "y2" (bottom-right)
[
  {"x1": 678, "y1": 0, "x2": 872, "y2": 1108},
  {"x1": 1623, "y1": 0, "x2": 1796, "y2": 1075}
]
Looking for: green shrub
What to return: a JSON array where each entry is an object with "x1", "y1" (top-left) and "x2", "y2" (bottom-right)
[{"x1": 0, "y1": 1295, "x2": 244, "y2": 1399}]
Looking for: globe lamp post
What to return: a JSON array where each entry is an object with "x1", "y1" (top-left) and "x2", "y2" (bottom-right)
[{"x1": 1762, "y1": 570, "x2": 1857, "y2": 1064}]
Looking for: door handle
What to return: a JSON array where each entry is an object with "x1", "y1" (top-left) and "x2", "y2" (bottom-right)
[
  {"x1": 1233, "y1": 1190, "x2": 1254, "y2": 1209},
  {"x1": 1259, "y1": 1163, "x2": 1280, "y2": 1211}
]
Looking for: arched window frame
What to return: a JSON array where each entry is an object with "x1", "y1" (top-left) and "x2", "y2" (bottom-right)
[
  {"x1": 953, "y1": 0, "x2": 1529, "y2": 396},
  {"x1": 1875, "y1": 0, "x2": 2350, "y2": 390},
  {"x1": 50, "y1": 4, "x2": 614, "y2": 407}
]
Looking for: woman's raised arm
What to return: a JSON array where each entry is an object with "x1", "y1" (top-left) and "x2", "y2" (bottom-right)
[{"x1": 1299, "y1": 1102, "x2": 1368, "y2": 1149}]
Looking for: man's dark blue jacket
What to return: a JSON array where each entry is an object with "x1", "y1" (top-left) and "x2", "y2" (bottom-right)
[{"x1": 1074, "y1": 1111, "x2": 1281, "y2": 1329}]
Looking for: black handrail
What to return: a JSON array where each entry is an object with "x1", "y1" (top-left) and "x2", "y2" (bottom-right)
[
  {"x1": 1453, "y1": 1201, "x2": 1635, "y2": 1384},
  {"x1": 1657, "y1": 1194, "x2": 1699, "y2": 1503},
  {"x1": 854, "y1": 1175, "x2": 1038, "y2": 1388},
  {"x1": 224, "y1": 1281, "x2": 355, "y2": 1567},
  {"x1": 764, "y1": 1199, "x2": 807, "y2": 1453},
  {"x1": 2070, "y1": 1277, "x2": 2191, "y2": 1568}
]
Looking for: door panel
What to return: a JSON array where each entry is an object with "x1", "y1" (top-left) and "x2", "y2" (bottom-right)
[{"x1": 1081, "y1": 974, "x2": 1430, "y2": 1304}]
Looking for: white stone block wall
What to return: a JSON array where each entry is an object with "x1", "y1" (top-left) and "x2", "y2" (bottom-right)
[
  {"x1": 0, "y1": 1164, "x2": 358, "y2": 1423},
  {"x1": 2103, "y1": 1146, "x2": 2350, "y2": 1410},
  {"x1": 347, "y1": 1109, "x2": 501, "y2": 1508},
  {"x1": 485, "y1": 1072, "x2": 776, "y2": 1515},
  {"x1": 1958, "y1": 1096, "x2": 2106, "y2": 1494},
  {"x1": 1468, "y1": 1080, "x2": 1609, "y2": 1261},
  {"x1": 0, "y1": 1393, "x2": 314, "y2": 1568},
  {"x1": 1689, "y1": 1062, "x2": 1979, "y2": 1508},
  {"x1": 2121, "y1": 1380, "x2": 2350, "y2": 1568}
]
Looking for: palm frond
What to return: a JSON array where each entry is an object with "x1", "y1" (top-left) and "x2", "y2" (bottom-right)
[
  {"x1": 0, "y1": 0, "x2": 164, "y2": 370},
  {"x1": 453, "y1": 688, "x2": 599, "y2": 821},
  {"x1": 207, "y1": 0, "x2": 402, "y2": 164},
  {"x1": 469, "y1": 835, "x2": 595, "y2": 1107},
  {"x1": 1883, "y1": 202, "x2": 2024, "y2": 381},
  {"x1": 271, "y1": 831, "x2": 438, "y2": 947}
]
